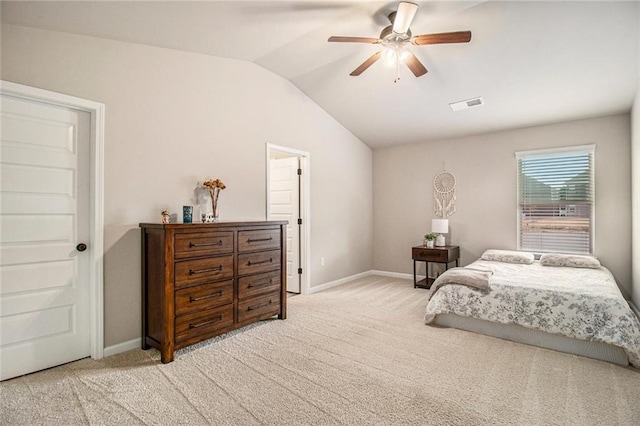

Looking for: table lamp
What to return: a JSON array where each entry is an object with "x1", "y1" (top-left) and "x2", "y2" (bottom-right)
[{"x1": 431, "y1": 219, "x2": 449, "y2": 247}]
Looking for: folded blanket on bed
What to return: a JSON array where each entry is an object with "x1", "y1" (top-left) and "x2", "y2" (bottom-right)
[{"x1": 427, "y1": 267, "x2": 493, "y2": 300}]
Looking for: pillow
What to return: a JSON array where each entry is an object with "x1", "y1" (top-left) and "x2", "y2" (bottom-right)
[
  {"x1": 539, "y1": 253, "x2": 601, "y2": 269},
  {"x1": 480, "y1": 249, "x2": 534, "y2": 265}
]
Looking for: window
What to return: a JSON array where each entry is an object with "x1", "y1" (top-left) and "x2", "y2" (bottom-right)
[{"x1": 516, "y1": 145, "x2": 595, "y2": 255}]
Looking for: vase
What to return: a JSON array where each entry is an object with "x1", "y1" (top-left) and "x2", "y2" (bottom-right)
[
  {"x1": 425, "y1": 240, "x2": 434, "y2": 248},
  {"x1": 211, "y1": 202, "x2": 219, "y2": 222}
]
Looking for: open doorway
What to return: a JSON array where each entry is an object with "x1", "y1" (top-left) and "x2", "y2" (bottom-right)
[{"x1": 266, "y1": 144, "x2": 310, "y2": 294}]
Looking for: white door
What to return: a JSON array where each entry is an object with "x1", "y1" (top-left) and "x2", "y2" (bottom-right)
[
  {"x1": 0, "y1": 93, "x2": 91, "y2": 380},
  {"x1": 269, "y1": 157, "x2": 301, "y2": 293}
]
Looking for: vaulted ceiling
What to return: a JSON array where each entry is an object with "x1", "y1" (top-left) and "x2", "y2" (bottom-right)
[{"x1": 2, "y1": 1, "x2": 638, "y2": 149}]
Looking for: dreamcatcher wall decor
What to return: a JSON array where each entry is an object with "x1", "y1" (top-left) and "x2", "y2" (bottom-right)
[{"x1": 433, "y1": 170, "x2": 457, "y2": 218}]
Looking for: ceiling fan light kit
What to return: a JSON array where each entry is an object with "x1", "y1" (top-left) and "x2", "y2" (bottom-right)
[
  {"x1": 328, "y1": 1, "x2": 472, "y2": 83},
  {"x1": 392, "y1": 2, "x2": 418, "y2": 34}
]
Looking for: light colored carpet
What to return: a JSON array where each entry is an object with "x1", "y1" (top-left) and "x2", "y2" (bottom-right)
[{"x1": 2, "y1": 275, "x2": 640, "y2": 425}]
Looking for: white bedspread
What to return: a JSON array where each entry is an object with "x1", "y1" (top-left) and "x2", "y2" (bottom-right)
[{"x1": 425, "y1": 259, "x2": 640, "y2": 368}]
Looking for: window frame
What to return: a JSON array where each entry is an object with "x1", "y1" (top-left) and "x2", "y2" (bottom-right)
[{"x1": 516, "y1": 144, "x2": 596, "y2": 255}]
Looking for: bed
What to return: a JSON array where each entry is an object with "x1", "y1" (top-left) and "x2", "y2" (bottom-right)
[{"x1": 424, "y1": 250, "x2": 640, "y2": 368}]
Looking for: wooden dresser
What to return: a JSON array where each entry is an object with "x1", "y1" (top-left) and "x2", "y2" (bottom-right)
[{"x1": 139, "y1": 221, "x2": 287, "y2": 363}]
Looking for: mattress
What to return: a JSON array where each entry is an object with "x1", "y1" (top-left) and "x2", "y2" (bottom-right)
[{"x1": 425, "y1": 258, "x2": 640, "y2": 367}]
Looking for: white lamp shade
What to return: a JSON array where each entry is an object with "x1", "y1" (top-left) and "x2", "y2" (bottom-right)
[{"x1": 431, "y1": 219, "x2": 449, "y2": 234}]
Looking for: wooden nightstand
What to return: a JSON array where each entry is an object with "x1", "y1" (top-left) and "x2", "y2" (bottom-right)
[{"x1": 412, "y1": 245, "x2": 460, "y2": 289}]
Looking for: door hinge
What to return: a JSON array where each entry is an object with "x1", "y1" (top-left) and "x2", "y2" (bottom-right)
[
  {"x1": 298, "y1": 268, "x2": 303, "y2": 275},
  {"x1": 297, "y1": 218, "x2": 302, "y2": 225},
  {"x1": 297, "y1": 168, "x2": 302, "y2": 175}
]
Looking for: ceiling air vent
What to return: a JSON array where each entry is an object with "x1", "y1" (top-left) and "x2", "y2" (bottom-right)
[{"x1": 449, "y1": 96, "x2": 484, "y2": 112}]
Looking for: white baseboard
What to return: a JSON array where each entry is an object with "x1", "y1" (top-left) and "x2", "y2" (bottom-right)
[
  {"x1": 308, "y1": 270, "x2": 420, "y2": 294},
  {"x1": 103, "y1": 338, "x2": 141, "y2": 358},
  {"x1": 308, "y1": 271, "x2": 374, "y2": 294}
]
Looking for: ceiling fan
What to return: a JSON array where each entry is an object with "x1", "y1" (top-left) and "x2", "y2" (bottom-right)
[{"x1": 328, "y1": 2, "x2": 472, "y2": 82}]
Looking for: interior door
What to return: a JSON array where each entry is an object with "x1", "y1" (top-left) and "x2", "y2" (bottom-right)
[
  {"x1": 0, "y1": 93, "x2": 91, "y2": 380},
  {"x1": 269, "y1": 157, "x2": 301, "y2": 293}
]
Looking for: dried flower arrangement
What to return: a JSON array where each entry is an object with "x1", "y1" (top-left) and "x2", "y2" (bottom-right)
[{"x1": 201, "y1": 178, "x2": 226, "y2": 220}]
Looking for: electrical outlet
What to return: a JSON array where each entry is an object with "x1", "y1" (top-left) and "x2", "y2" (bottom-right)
[{"x1": 321, "y1": 257, "x2": 325, "y2": 266}]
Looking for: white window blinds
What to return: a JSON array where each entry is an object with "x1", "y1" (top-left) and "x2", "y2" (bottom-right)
[{"x1": 516, "y1": 145, "x2": 595, "y2": 255}]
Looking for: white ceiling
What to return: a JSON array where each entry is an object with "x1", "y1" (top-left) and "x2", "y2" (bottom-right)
[{"x1": 2, "y1": 1, "x2": 638, "y2": 149}]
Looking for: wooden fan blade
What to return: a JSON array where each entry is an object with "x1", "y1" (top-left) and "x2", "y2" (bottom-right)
[
  {"x1": 412, "y1": 31, "x2": 472, "y2": 45},
  {"x1": 328, "y1": 36, "x2": 380, "y2": 44},
  {"x1": 350, "y1": 51, "x2": 382, "y2": 76},
  {"x1": 393, "y1": 2, "x2": 418, "y2": 34},
  {"x1": 404, "y1": 53, "x2": 428, "y2": 77}
]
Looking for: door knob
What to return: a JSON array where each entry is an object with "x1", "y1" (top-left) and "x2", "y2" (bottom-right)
[{"x1": 76, "y1": 243, "x2": 88, "y2": 252}]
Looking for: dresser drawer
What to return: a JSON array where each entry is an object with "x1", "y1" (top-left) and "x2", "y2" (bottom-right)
[
  {"x1": 175, "y1": 255, "x2": 234, "y2": 288},
  {"x1": 238, "y1": 229, "x2": 281, "y2": 253},
  {"x1": 175, "y1": 280, "x2": 233, "y2": 316},
  {"x1": 174, "y1": 231, "x2": 233, "y2": 260},
  {"x1": 238, "y1": 292, "x2": 281, "y2": 324},
  {"x1": 238, "y1": 270, "x2": 281, "y2": 300},
  {"x1": 175, "y1": 304, "x2": 234, "y2": 345},
  {"x1": 238, "y1": 249, "x2": 281, "y2": 276}
]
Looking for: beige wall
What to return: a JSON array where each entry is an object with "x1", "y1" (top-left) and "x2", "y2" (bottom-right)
[
  {"x1": 633, "y1": 92, "x2": 639, "y2": 306},
  {"x1": 1, "y1": 25, "x2": 373, "y2": 347},
  {"x1": 373, "y1": 114, "x2": 633, "y2": 297},
  {"x1": 632, "y1": 8, "x2": 640, "y2": 307}
]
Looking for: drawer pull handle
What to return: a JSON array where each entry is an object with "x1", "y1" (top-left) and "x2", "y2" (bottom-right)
[
  {"x1": 189, "y1": 315, "x2": 223, "y2": 329},
  {"x1": 189, "y1": 240, "x2": 223, "y2": 248},
  {"x1": 189, "y1": 290, "x2": 223, "y2": 302},
  {"x1": 189, "y1": 266, "x2": 223, "y2": 275},
  {"x1": 247, "y1": 258, "x2": 272, "y2": 266},
  {"x1": 247, "y1": 278, "x2": 273, "y2": 289},
  {"x1": 247, "y1": 237, "x2": 273, "y2": 243},
  {"x1": 247, "y1": 300, "x2": 273, "y2": 311}
]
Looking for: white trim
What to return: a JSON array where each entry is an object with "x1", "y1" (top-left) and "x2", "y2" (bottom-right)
[
  {"x1": 515, "y1": 144, "x2": 596, "y2": 159},
  {"x1": 103, "y1": 338, "x2": 141, "y2": 358},
  {"x1": 309, "y1": 270, "x2": 421, "y2": 294},
  {"x1": 308, "y1": 271, "x2": 372, "y2": 294},
  {"x1": 266, "y1": 143, "x2": 309, "y2": 158},
  {"x1": 266, "y1": 143, "x2": 311, "y2": 295},
  {"x1": 1, "y1": 80, "x2": 105, "y2": 360}
]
